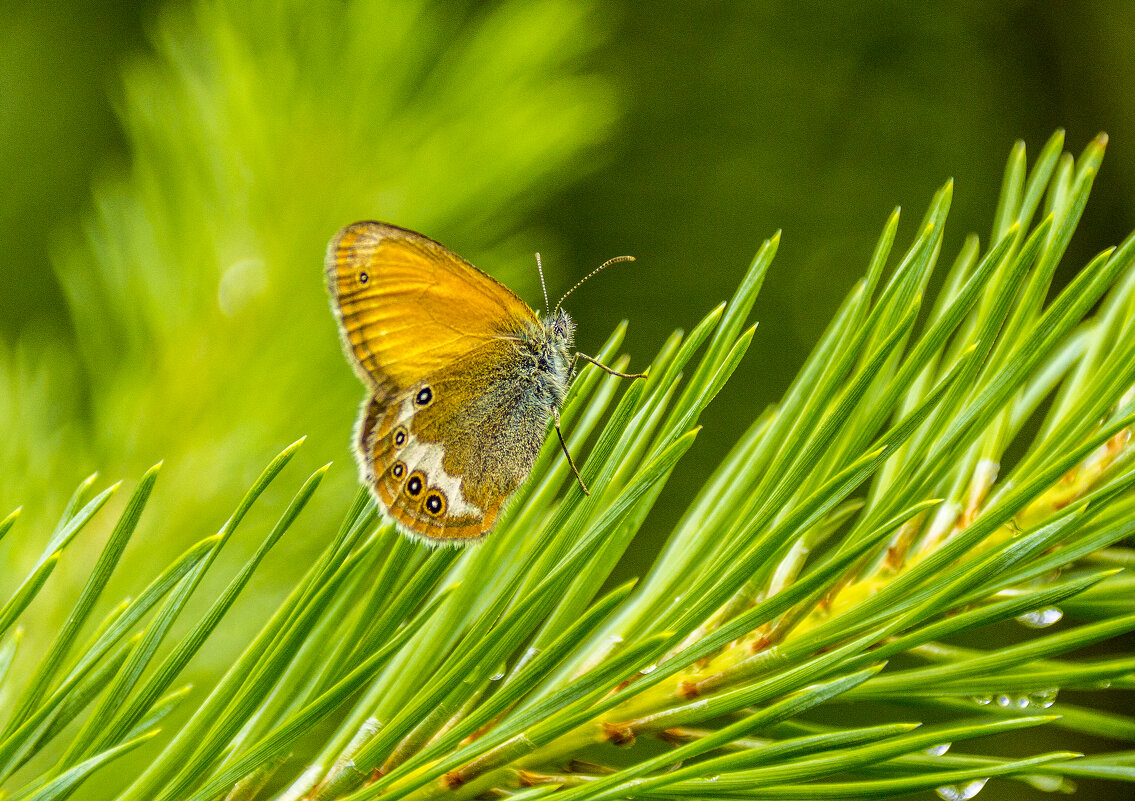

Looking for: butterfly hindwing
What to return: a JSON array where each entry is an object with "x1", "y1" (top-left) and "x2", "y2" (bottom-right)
[
  {"x1": 358, "y1": 395, "x2": 499, "y2": 542},
  {"x1": 356, "y1": 343, "x2": 556, "y2": 542}
]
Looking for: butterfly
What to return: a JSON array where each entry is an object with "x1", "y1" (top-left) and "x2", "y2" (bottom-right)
[{"x1": 325, "y1": 221, "x2": 643, "y2": 544}]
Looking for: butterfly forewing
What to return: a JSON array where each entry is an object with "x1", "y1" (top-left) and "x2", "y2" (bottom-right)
[{"x1": 326, "y1": 222, "x2": 536, "y2": 398}]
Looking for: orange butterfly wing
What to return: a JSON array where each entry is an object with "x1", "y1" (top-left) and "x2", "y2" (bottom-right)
[
  {"x1": 358, "y1": 391, "x2": 508, "y2": 541},
  {"x1": 326, "y1": 221, "x2": 541, "y2": 542},
  {"x1": 326, "y1": 221, "x2": 537, "y2": 402}
]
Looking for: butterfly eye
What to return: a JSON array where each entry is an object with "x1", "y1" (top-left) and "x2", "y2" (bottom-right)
[
  {"x1": 415, "y1": 386, "x2": 433, "y2": 406},
  {"x1": 424, "y1": 490, "x2": 447, "y2": 517},
  {"x1": 405, "y1": 472, "x2": 425, "y2": 498},
  {"x1": 357, "y1": 270, "x2": 369, "y2": 285},
  {"x1": 393, "y1": 427, "x2": 408, "y2": 448},
  {"x1": 391, "y1": 461, "x2": 406, "y2": 479}
]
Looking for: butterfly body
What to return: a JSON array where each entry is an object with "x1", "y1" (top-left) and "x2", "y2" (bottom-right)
[{"x1": 326, "y1": 221, "x2": 577, "y2": 543}]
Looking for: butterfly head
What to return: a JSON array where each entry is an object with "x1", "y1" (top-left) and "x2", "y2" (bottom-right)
[
  {"x1": 547, "y1": 306, "x2": 576, "y2": 347},
  {"x1": 530, "y1": 307, "x2": 574, "y2": 372}
]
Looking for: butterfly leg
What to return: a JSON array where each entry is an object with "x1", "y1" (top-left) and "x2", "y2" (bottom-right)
[
  {"x1": 554, "y1": 408, "x2": 591, "y2": 496},
  {"x1": 572, "y1": 352, "x2": 648, "y2": 380}
]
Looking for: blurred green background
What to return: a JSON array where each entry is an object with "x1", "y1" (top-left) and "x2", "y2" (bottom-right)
[{"x1": 2, "y1": 1, "x2": 1135, "y2": 796}]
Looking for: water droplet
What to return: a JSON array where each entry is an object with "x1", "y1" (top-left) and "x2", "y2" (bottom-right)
[
  {"x1": 489, "y1": 671, "x2": 505, "y2": 681},
  {"x1": 1016, "y1": 607, "x2": 1063, "y2": 628},
  {"x1": 640, "y1": 663, "x2": 658, "y2": 675},
  {"x1": 1027, "y1": 688, "x2": 1059, "y2": 709},
  {"x1": 924, "y1": 743, "x2": 952, "y2": 756},
  {"x1": 935, "y1": 778, "x2": 988, "y2": 801},
  {"x1": 1022, "y1": 773, "x2": 1073, "y2": 792},
  {"x1": 981, "y1": 689, "x2": 1060, "y2": 710}
]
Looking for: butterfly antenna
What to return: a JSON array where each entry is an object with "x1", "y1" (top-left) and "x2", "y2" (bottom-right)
[
  {"x1": 554, "y1": 255, "x2": 636, "y2": 312},
  {"x1": 536, "y1": 252, "x2": 550, "y2": 316}
]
